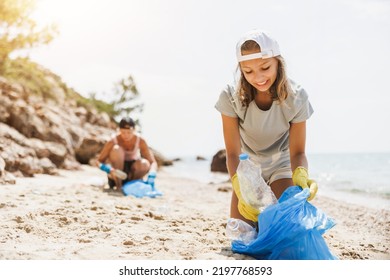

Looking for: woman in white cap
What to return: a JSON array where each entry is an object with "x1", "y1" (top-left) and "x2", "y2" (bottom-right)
[
  {"x1": 215, "y1": 29, "x2": 318, "y2": 226},
  {"x1": 98, "y1": 117, "x2": 157, "y2": 190}
]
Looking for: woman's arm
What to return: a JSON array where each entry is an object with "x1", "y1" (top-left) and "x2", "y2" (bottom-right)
[
  {"x1": 289, "y1": 121, "x2": 318, "y2": 200},
  {"x1": 222, "y1": 114, "x2": 258, "y2": 223},
  {"x1": 221, "y1": 114, "x2": 241, "y2": 177},
  {"x1": 97, "y1": 140, "x2": 114, "y2": 165},
  {"x1": 139, "y1": 138, "x2": 158, "y2": 172},
  {"x1": 289, "y1": 121, "x2": 308, "y2": 171}
]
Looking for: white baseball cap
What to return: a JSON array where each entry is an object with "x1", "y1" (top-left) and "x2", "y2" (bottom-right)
[{"x1": 236, "y1": 29, "x2": 281, "y2": 62}]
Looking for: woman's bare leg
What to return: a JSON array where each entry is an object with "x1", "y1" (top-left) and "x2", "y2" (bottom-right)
[
  {"x1": 130, "y1": 159, "x2": 150, "y2": 180},
  {"x1": 270, "y1": 178, "x2": 293, "y2": 199},
  {"x1": 108, "y1": 145, "x2": 125, "y2": 189}
]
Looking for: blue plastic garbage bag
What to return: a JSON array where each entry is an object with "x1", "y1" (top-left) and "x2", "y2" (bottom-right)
[
  {"x1": 122, "y1": 180, "x2": 163, "y2": 198},
  {"x1": 231, "y1": 186, "x2": 338, "y2": 260}
]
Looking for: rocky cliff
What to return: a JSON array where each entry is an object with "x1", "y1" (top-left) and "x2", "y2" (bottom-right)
[{"x1": 0, "y1": 67, "x2": 172, "y2": 184}]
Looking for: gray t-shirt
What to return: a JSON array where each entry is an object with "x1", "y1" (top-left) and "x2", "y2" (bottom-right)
[{"x1": 215, "y1": 79, "x2": 313, "y2": 173}]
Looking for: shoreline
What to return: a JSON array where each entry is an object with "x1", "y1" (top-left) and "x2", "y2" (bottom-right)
[
  {"x1": 162, "y1": 159, "x2": 390, "y2": 211},
  {"x1": 0, "y1": 165, "x2": 389, "y2": 260}
]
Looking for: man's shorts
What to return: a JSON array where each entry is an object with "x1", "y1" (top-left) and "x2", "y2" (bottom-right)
[{"x1": 107, "y1": 160, "x2": 136, "y2": 189}]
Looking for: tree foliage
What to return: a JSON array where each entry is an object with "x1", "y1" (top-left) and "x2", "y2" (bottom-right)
[
  {"x1": 0, "y1": 0, "x2": 57, "y2": 71},
  {"x1": 89, "y1": 75, "x2": 144, "y2": 123},
  {"x1": 0, "y1": 0, "x2": 142, "y2": 125},
  {"x1": 112, "y1": 75, "x2": 143, "y2": 121}
]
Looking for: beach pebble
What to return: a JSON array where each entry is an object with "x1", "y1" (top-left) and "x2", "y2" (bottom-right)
[{"x1": 123, "y1": 240, "x2": 134, "y2": 246}]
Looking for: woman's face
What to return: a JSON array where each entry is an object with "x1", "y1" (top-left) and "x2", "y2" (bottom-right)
[
  {"x1": 119, "y1": 127, "x2": 135, "y2": 141},
  {"x1": 239, "y1": 53, "x2": 278, "y2": 94}
]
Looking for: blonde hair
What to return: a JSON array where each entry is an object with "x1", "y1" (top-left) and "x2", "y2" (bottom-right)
[{"x1": 236, "y1": 40, "x2": 293, "y2": 107}]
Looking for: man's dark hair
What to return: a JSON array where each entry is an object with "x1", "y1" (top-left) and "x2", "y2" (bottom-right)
[{"x1": 119, "y1": 117, "x2": 135, "y2": 129}]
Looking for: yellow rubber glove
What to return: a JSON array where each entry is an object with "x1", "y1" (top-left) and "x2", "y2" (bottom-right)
[
  {"x1": 292, "y1": 166, "x2": 318, "y2": 201},
  {"x1": 232, "y1": 174, "x2": 260, "y2": 222}
]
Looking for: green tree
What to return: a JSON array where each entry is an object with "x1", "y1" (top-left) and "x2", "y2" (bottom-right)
[
  {"x1": 87, "y1": 75, "x2": 143, "y2": 124},
  {"x1": 111, "y1": 75, "x2": 144, "y2": 122},
  {"x1": 0, "y1": 0, "x2": 57, "y2": 72}
]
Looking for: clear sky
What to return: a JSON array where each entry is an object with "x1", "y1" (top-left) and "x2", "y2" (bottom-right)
[{"x1": 28, "y1": 0, "x2": 390, "y2": 158}]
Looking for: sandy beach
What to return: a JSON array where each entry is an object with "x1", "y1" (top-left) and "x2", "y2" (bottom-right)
[{"x1": 0, "y1": 165, "x2": 389, "y2": 260}]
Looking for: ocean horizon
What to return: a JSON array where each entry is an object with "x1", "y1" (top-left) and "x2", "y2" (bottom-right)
[{"x1": 161, "y1": 152, "x2": 390, "y2": 210}]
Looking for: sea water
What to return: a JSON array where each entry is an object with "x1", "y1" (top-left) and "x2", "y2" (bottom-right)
[
  {"x1": 163, "y1": 157, "x2": 230, "y2": 184},
  {"x1": 162, "y1": 152, "x2": 390, "y2": 210},
  {"x1": 309, "y1": 152, "x2": 390, "y2": 210}
]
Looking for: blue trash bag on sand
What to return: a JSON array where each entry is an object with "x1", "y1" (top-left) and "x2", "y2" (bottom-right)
[
  {"x1": 231, "y1": 186, "x2": 338, "y2": 260},
  {"x1": 122, "y1": 180, "x2": 163, "y2": 198}
]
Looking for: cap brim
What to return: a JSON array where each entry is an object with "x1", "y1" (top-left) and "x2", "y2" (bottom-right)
[{"x1": 237, "y1": 50, "x2": 278, "y2": 62}]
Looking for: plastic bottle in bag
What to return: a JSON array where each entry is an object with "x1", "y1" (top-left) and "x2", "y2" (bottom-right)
[
  {"x1": 146, "y1": 171, "x2": 157, "y2": 190},
  {"x1": 99, "y1": 163, "x2": 127, "y2": 180},
  {"x1": 236, "y1": 153, "x2": 277, "y2": 212},
  {"x1": 226, "y1": 218, "x2": 257, "y2": 245}
]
